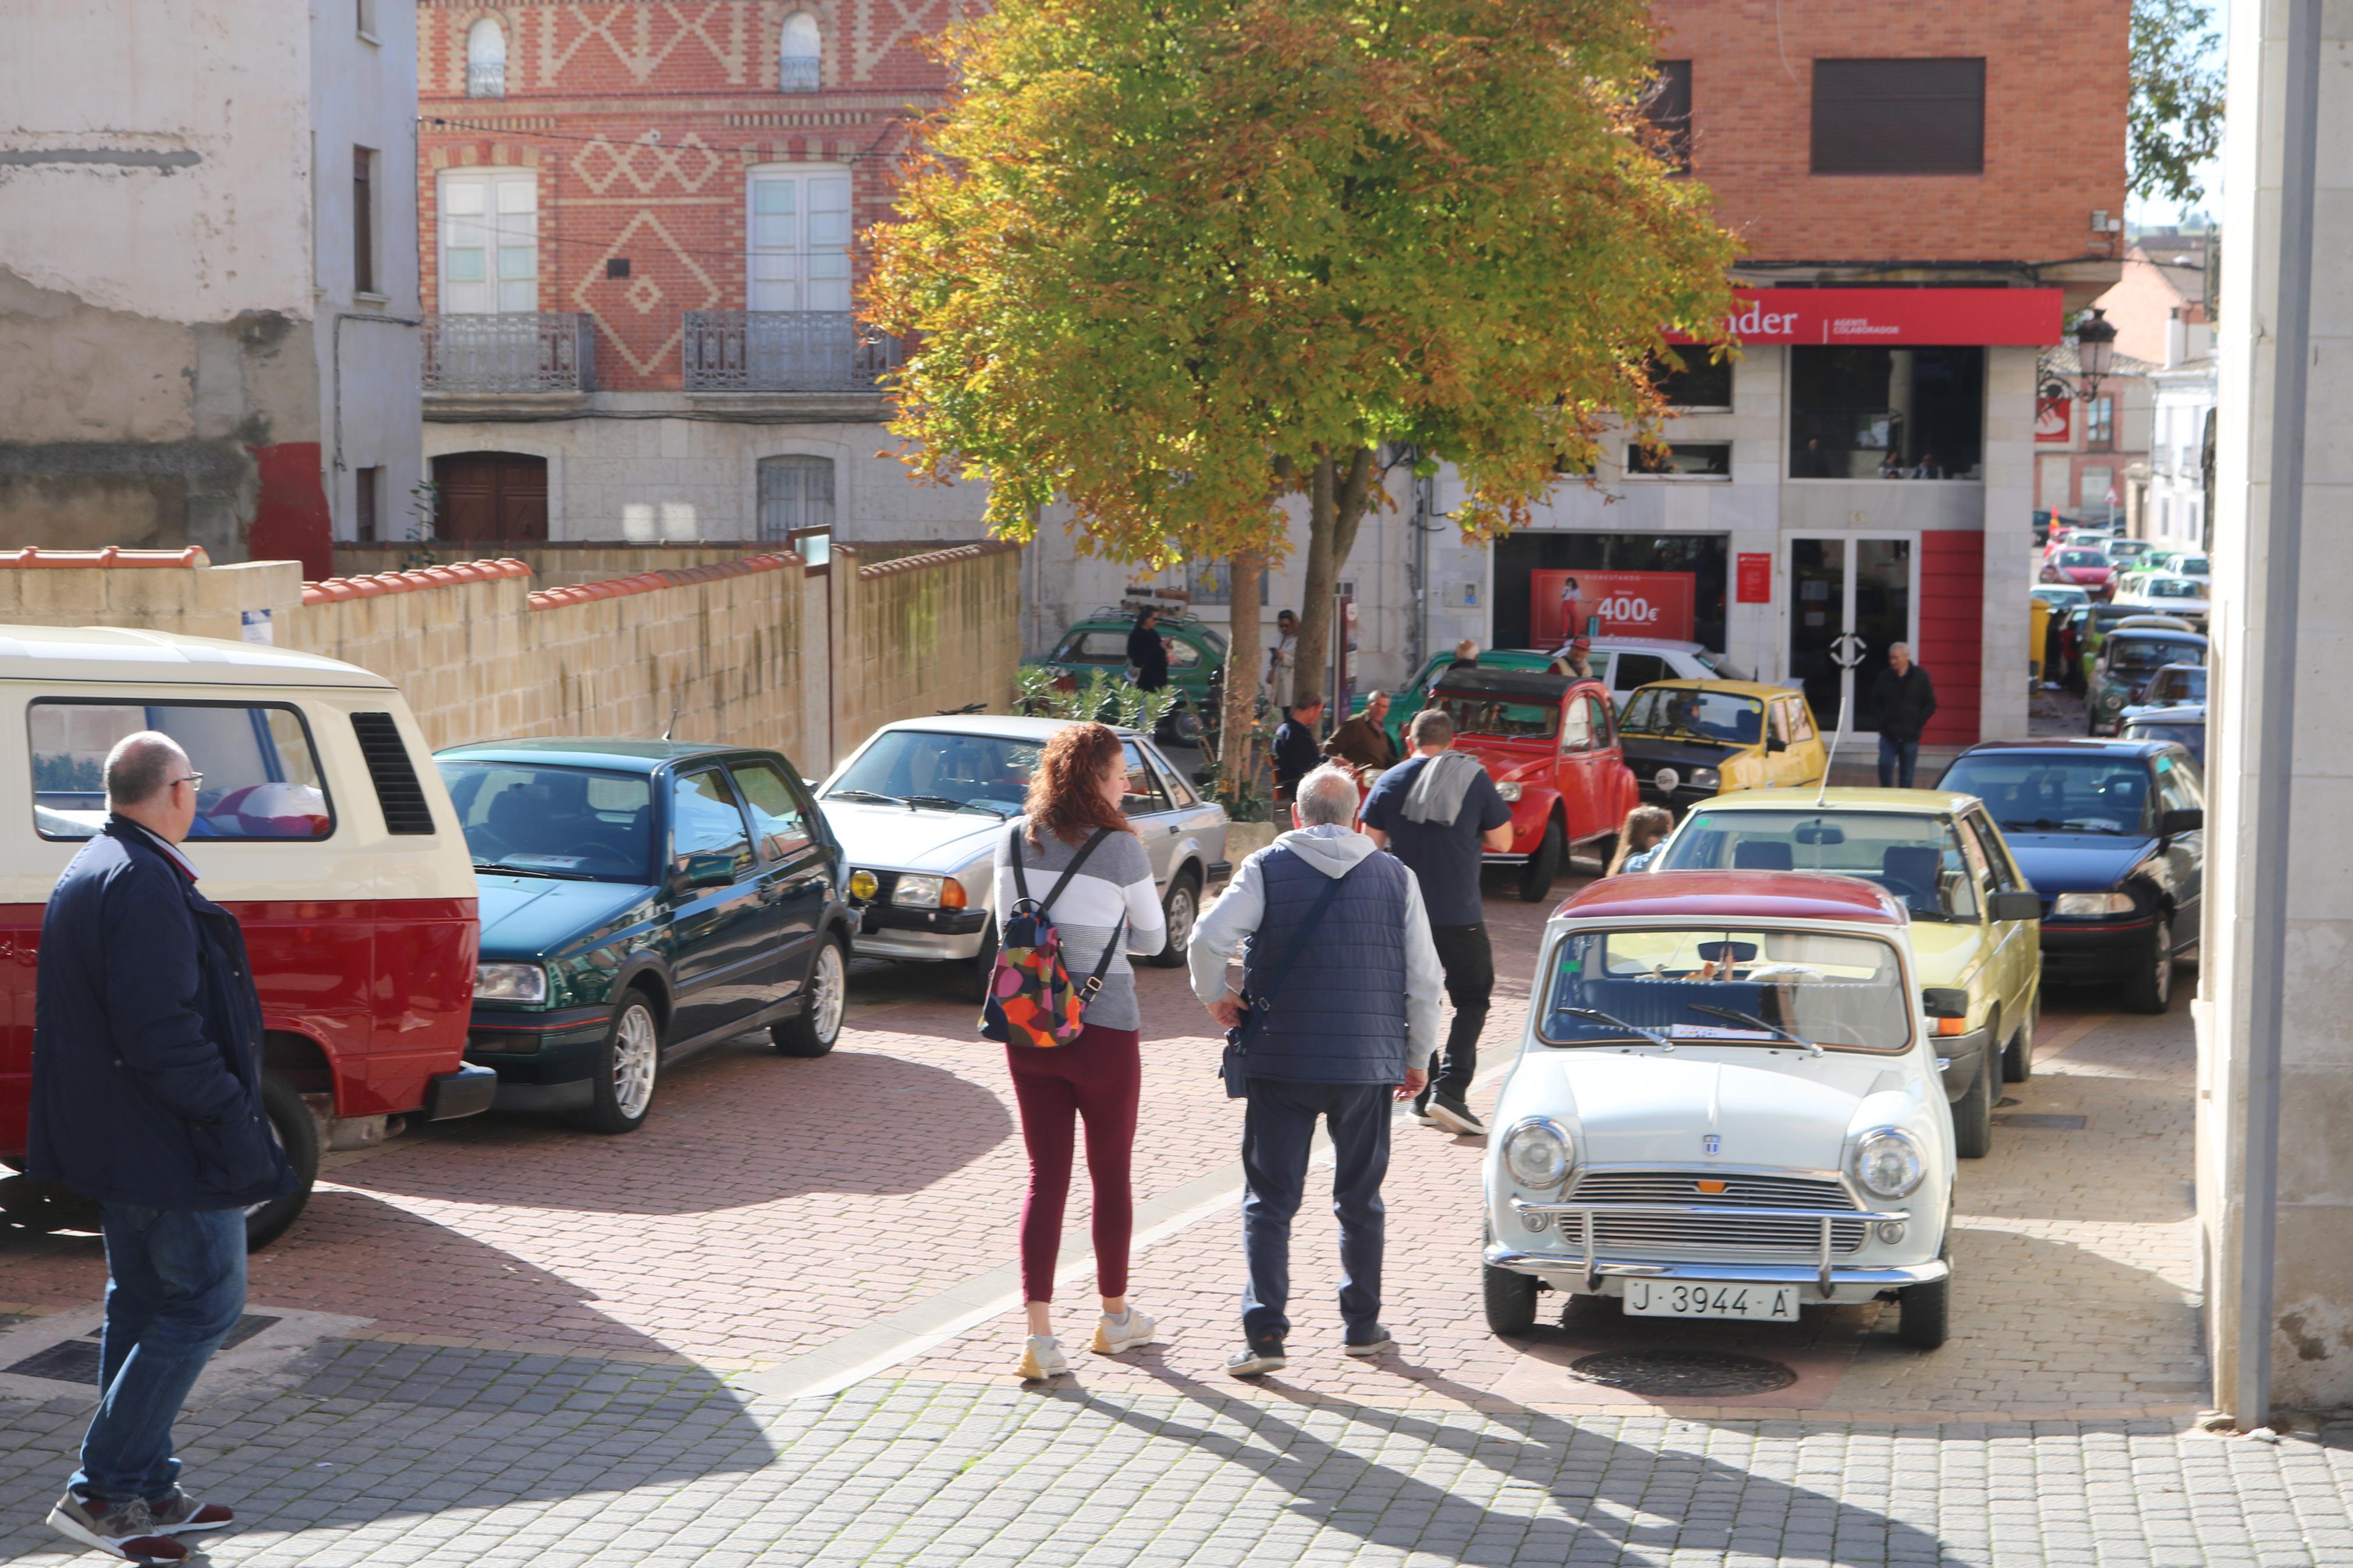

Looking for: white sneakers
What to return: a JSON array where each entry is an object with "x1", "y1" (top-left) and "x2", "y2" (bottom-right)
[
  {"x1": 1018, "y1": 1306, "x2": 1159, "y2": 1378},
  {"x1": 1091, "y1": 1307, "x2": 1158, "y2": 1355}
]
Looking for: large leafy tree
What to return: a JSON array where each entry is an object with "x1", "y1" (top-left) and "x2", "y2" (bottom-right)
[
  {"x1": 864, "y1": 0, "x2": 1736, "y2": 743},
  {"x1": 2129, "y1": 0, "x2": 2224, "y2": 208}
]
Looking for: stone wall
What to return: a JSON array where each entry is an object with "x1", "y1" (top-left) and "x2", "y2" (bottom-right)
[{"x1": 0, "y1": 541, "x2": 1024, "y2": 774}]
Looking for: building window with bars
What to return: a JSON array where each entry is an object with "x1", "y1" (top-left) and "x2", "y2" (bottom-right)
[
  {"x1": 758, "y1": 456, "x2": 835, "y2": 543},
  {"x1": 467, "y1": 17, "x2": 506, "y2": 98},
  {"x1": 779, "y1": 12, "x2": 821, "y2": 93},
  {"x1": 1810, "y1": 58, "x2": 1984, "y2": 175},
  {"x1": 1643, "y1": 60, "x2": 1692, "y2": 173},
  {"x1": 355, "y1": 467, "x2": 383, "y2": 542},
  {"x1": 353, "y1": 147, "x2": 377, "y2": 296}
]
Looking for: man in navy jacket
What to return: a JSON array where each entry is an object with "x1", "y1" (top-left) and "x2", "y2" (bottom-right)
[{"x1": 29, "y1": 731, "x2": 294, "y2": 1563}]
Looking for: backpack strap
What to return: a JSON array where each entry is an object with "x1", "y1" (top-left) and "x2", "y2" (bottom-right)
[
  {"x1": 1077, "y1": 915, "x2": 1127, "y2": 997},
  {"x1": 1006, "y1": 823, "x2": 1035, "y2": 906},
  {"x1": 1026, "y1": 826, "x2": 1115, "y2": 915}
]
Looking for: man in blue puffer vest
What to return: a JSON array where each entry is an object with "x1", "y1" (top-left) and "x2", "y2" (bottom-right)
[
  {"x1": 29, "y1": 731, "x2": 296, "y2": 1564},
  {"x1": 1188, "y1": 763, "x2": 1443, "y2": 1377}
]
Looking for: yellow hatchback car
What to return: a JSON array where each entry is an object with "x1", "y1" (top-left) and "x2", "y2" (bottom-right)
[
  {"x1": 1616, "y1": 680, "x2": 1829, "y2": 813},
  {"x1": 1648, "y1": 788, "x2": 2045, "y2": 1161}
]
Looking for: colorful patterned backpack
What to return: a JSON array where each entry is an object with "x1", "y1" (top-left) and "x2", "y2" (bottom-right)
[{"x1": 980, "y1": 827, "x2": 1125, "y2": 1048}]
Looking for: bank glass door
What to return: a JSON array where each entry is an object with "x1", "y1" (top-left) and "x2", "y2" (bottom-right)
[{"x1": 1787, "y1": 538, "x2": 1914, "y2": 732}]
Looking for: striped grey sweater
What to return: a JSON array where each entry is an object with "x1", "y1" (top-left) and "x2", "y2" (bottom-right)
[{"x1": 992, "y1": 819, "x2": 1166, "y2": 1031}]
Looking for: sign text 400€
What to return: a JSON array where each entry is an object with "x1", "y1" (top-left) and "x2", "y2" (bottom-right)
[{"x1": 1531, "y1": 570, "x2": 1697, "y2": 645}]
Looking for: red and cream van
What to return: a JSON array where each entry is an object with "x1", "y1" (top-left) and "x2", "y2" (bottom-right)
[{"x1": 0, "y1": 625, "x2": 491, "y2": 1246}]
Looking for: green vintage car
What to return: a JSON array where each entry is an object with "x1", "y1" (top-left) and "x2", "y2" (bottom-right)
[
  {"x1": 436, "y1": 739, "x2": 855, "y2": 1135},
  {"x1": 1026, "y1": 610, "x2": 1229, "y2": 742},
  {"x1": 2087, "y1": 627, "x2": 2207, "y2": 736},
  {"x1": 1353, "y1": 648, "x2": 1560, "y2": 748}
]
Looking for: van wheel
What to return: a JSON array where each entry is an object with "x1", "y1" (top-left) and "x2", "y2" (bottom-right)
[
  {"x1": 1952, "y1": 1041, "x2": 1994, "y2": 1160},
  {"x1": 773, "y1": 937, "x2": 847, "y2": 1057},
  {"x1": 243, "y1": 1073, "x2": 319, "y2": 1251},
  {"x1": 1149, "y1": 873, "x2": 1200, "y2": 968},
  {"x1": 1517, "y1": 822, "x2": 1564, "y2": 902},
  {"x1": 576, "y1": 991, "x2": 661, "y2": 1133},
  {"x1": 2003, "y1": 1003, "x2": 2035, "y2": 1083}
]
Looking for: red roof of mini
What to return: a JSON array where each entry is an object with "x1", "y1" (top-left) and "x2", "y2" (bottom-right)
[{"x1": 1552, "y1": 870, "x2": 1908, "y2": 926}]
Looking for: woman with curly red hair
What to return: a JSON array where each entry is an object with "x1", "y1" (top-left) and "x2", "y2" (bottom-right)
[{"x1": 995, "y1": 722, "x2": 1166, "y2": 1379}]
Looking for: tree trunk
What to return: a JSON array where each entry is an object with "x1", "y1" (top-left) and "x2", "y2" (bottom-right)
[
  {"x1": 1218, "y1": 549, "x2": 1265, "y2": 808},
  {"x1": 1287, "y1": 447, "x2": 1379, "y2": 726}
]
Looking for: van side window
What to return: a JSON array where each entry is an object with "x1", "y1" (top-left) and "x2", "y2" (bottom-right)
[{"x1": 30, "y1": 699, "x2": 333, "y2": 841}]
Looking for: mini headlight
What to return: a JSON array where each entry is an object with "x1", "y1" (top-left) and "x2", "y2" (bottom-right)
[
  {"x1": 1688, "y1": 767, "x2": 1721, "y2": 791},
  {"x1": 1850, "y1": 1129, "x2": 1925, "y2": 1200},
  {"x1": 848, "y1": 869, "x2": 879, "y2": 901},
  {"x1": 1502, "y1": 1119, "x2": 1573, "y2": 1189},
  {"x1": 474, "y1": 962, "x2": 548, "y2": 1004},
  {"x1": 2103, "y1": 692, "x2": 2127, "y2": 709},
  {"x1": 2052, "y1": 890, "x2": 2135, "y2": 917},
  {"x1": 1493, "y1": 781, "x2": 1523, "y2": 802},
  {"x1": 893, "y1": 874, "x2": 945, "y2": 908},
  {"x1": 1654, "y1": 766, "x2": 1681, "y2": 793}
]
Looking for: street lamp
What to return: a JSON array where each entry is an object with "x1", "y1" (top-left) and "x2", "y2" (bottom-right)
[{"x1": 2073, "y1": 307, "x2": 2117, "y2": 403}]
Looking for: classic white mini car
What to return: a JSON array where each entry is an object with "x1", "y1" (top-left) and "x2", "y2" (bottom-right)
[
  {"x1": 1481, "y1": 869, "x2": 1957, "y2": 1348},
  {"x1": 815, "y1": 715, "x2": 1229, "y2": 997}
]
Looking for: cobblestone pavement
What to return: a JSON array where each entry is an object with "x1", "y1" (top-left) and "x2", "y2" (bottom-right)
[{"x1": 2, "y1": 853, "x2": 2326, "y2": 1564}]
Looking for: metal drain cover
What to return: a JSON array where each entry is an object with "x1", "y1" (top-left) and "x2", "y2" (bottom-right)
[
  {"x1": 1992, "y1": 1112, "x2": 2087, "y2": 1129},
  {"x1": 1568, "y1": 1349, "x2": 1797, "y2": 1398},
  {"x1": 4, "y1": 1314, "x2": 281, "y2": 1385}
]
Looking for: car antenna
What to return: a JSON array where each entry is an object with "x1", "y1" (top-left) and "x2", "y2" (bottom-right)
[{"x1": 660, "y1": 691, "x2": 683, "y2": 741}]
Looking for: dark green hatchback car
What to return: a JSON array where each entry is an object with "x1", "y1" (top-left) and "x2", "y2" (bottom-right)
[{"x1": 435, "y1": 739, "x2": 853, "y2": 1133}]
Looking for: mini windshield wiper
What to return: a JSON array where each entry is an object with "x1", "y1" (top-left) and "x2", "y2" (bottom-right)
[
  {"x1": 828, "y1": 788, "x2": 903, "y2": 805},
  {"x1": 1556, "y1": 1006, "x2": 1674, "y2": 1050},
  {"x1": 905, "y1": 794, "x2": 1003, "y2": 816},
  {"x1": 473, "y1": 859, "x2": 595, "y2": 881},
  {"x1": 1689, "y1": 1004, "x2": 1824, "y2": 1057}
]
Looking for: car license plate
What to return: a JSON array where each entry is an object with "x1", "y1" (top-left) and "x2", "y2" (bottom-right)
[{"x1": 1623, "y1": 1280, "x2": 1801, "y2": 1322}]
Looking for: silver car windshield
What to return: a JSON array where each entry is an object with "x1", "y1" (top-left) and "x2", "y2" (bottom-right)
[
  {"x1": 1539, "y1": 926, "x2": 1912, "y2": 1053},
  {"x1": 828, "y1": 730, "x2": 1042, "y2": 814}
]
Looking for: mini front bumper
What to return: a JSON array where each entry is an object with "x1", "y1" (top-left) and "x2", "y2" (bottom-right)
[
  {"x1": 1484, "y1": 1245, "x2": 1949, "y2": 1302},
  {"x1": 1492, "y1": 1197, "x2": 1935, "y2": 1297}
]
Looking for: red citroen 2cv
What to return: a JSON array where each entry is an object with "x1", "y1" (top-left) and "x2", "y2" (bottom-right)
[
  {"x1": 1424, "y1": 666, "x2": 1641, "y2": 901},
  {"x1": 0, "y1": 626, "x2": 492, "y2": 1247}
]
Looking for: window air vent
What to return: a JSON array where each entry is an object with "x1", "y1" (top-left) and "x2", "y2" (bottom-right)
[{"x1": 352, "y1": 713, "x2": 436, "y2": 834}]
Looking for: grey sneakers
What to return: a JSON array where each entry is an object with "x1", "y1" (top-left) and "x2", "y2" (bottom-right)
[
  {"x1": 45, "y1": 1493, "x2": 190, "y2": 1563},
  {"x1": 1225, "y1": 1338, "x2": 1288, "y2": 1377}
]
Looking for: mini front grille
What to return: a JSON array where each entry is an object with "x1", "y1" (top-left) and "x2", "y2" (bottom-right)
[{"x1": 1568, "y1": 1169, "x2": 1866, "y2": 1258}]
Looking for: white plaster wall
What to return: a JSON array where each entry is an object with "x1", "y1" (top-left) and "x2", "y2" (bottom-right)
[
  {"x1": 1977, "y1": 344, "x2": 2036, "y2": 741},
  {"x1": 0, "y1": 0, "x2": 314, "y2": 321},
  {"x1": 314, "y1": 0, "x2": 424, "y2": 546},
  {"x1": 420, "y1": 408, "x2": 991, "y2": 542}
]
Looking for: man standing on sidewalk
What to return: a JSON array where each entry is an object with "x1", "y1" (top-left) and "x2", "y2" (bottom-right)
[
  {"x1": 29, "y1": 732, "x2": 293, "y2": 1565},
  {"x1": 1871, "y1": 642, "x2": 1938, "y2": 788},
  {"x1": 1270, "y1": 692, "x2": 1325, "y2": 809},
  {"x1": 1190, "y1": 764, "x2": 1442, "y2": 1377},
  {"x1": 1358, "y1": 709, "x2": 1514, "y2": 1135}
]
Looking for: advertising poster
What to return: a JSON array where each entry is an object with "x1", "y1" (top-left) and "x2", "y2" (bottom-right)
[
  {"x1": 1531, "y1": 570, "x2": 1697, "y2": 646},
  {"x1": 1736, "y1": 553, "x2": 1773, "y2": 604}
]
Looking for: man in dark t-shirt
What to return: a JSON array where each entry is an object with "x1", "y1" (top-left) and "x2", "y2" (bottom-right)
[
  {"x1": 1270, "y1": 694, "x2": 1325, "y2": 807},
  {"x1": 1360, "y1": 708, "x2": 1515, "y2": 1134}
]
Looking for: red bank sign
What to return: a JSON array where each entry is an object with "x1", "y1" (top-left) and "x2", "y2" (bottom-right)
[
  {"x1": 1532, "y1": 570, "x2": 1697, "y2": 645},
  {"x1": 1673, "y1": 287, "x2": 2064, "y2": 347}
]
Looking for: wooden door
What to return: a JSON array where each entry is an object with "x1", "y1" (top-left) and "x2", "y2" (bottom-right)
[{"x1": 432, "y1": 451, "x2": 548, "y2": 542}]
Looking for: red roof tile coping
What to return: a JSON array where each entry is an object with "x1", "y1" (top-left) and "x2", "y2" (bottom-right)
[
  {"x1": 525, "y1": 552, "x2": 796, "y2": 610},
  {"x1": 300, "y1": 557, "x2": 533, "y2": 606},
  {"x1": 853, "y1": 538, "x2": 1021, "y2": 579},
  {"x1": 0, "y1": 546, "x2": 211, "y2": 569}
]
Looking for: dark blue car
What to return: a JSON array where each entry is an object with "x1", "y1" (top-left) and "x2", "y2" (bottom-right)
[
  {"x1": 1937, "y1": 738, "x2": 2203, "y2": 1014},
  {"x1": 435, "y1": 739, "x2": 853, "y2": 1133}
]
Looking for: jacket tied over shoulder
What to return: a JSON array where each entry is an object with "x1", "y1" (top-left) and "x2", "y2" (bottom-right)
[{"x1": 27, "y1": 819, "x2": 297, "y2": 1211}]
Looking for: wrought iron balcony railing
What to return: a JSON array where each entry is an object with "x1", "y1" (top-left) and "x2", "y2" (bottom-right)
[
  {"x1": 422, "y1": 312, "x2": 594, "y2": 394},
  {"x1": 681, "y1": 311, "x2": 902, "y2": 393}
]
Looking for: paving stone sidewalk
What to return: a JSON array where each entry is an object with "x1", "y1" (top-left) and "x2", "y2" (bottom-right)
[{"x1": 3, "y1": 1353, "x2": 2352, "y2": 1567}]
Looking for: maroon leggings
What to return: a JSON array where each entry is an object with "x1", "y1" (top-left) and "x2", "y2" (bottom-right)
[{"x1": 1006, "y1": 1023, "x2": 1141, "y2": 1303}]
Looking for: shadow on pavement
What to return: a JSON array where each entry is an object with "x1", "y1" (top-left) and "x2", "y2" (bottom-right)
[
  {"x1": 1056, "y1": 1362, "x2": 1953, "y2": 1564},
  {"x1": 342, "y1": 1040, "x2": 1012, "y2": 1213}
]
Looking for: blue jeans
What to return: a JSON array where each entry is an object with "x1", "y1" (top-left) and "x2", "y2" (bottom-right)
[
  {"x1": 1239, "y1": 1079, "x2": 1392, "y2": 1345},
  {"x1": 1878, "y1": 734, "x2": 1921, "y2": 789},
  {"x1": 73, "y1": 1205, "x2": 246, "y2": 1503}
]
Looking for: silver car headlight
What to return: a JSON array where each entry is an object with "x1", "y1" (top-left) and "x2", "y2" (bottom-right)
[
  {"x1": 893, "y1": 874, "x2": 946, "y2": 908},
  {"x1": 2053, "y1": 890, "x2": 2135, "y2": 916},
  {"x1": 1502, "y1": 1118, "x2": 1573, "y2": 1189},
  {"x1": 474, "y1": 962, "x2": 548, "y2": 1004},
  {"x1": 1493, "y1": 781, "x2": 1523, "y2": 802},
  {"x1": 1688, "y1": 766, "x2": 1721, "y2": 791},
  {"x1": 1850, "y1": 1128, "x2": 1925, "y2": 1200}
]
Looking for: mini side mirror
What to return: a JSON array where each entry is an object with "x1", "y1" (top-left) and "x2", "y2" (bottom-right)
[
  {"x1": 2160, "y1": 806, "x2": 2203, "y2": 836},
  {"x1": 1987, "y1": 890, "x2": 2043, "y2": 923},
  {"x1": 1921, "y1": 987, "x2": 1970, "y2": 1021}
]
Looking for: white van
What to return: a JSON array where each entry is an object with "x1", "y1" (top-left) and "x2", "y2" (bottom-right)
[{"x1": 0, "y1": 625, "x2": 490, "y2": 1247}]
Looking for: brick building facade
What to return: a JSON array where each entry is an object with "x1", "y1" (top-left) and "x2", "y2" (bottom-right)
[{"x1": 411, "y1": 0, "x2": 988, "y2": 546}]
